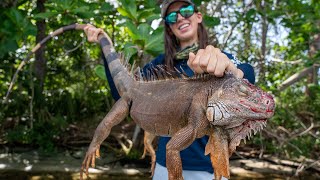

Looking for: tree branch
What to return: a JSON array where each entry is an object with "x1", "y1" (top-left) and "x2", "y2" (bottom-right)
[{"x1": 278, "y1": 64, "x2": 320, "y2": 91}]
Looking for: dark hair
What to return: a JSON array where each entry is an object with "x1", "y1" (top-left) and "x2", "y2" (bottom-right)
[{"x1": 164, "y1": 16, "x2": 209, "y2": 70}]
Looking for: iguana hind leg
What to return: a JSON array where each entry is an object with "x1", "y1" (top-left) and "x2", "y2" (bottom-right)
[
  {"x1": 141, "y1": 131, "x2": 156, "y2": 177},
  {"x1": 166, "y1": 124, "x2": 197, "y2": 180},
  {"x1": 80, "y1": 97, "x2": 130, "y2": 180}
]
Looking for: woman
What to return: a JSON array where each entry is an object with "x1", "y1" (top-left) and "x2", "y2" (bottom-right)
[{"x1": 84, "y1": 0, "x2": 255, "y2": 179}]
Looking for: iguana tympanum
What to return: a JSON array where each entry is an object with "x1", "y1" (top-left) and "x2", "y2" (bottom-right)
[{"x1": 4, "y1": 24, "x2": 275, "y2": 180}]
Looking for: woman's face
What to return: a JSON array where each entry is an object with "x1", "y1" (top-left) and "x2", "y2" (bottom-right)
[{"x1": 166, "y1": 2, "x2": 202, "y2": 48}]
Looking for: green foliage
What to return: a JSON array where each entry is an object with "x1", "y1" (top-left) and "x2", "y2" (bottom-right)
[
  {"x1": 7, "y1": 115, "x2": 67, "y2": 152},
  {"x1": 193, "y1": 0, "x2": 211, "y2": 6},
  {"x1": 33, "y1": 0, "x2": 96, "y2": 23},
  {"x1": 116, "y1": 0, "x2": 164, "y2": 64},
  {"x1": 0, "y1": 7, "x2": 36, "y2": 57},
  {"x1": 203, "y1": 16, "x2": 220, "y2": 27},
  {"x1": 94, "y1": 65, "x2": 108, "y2": 81},
  {"x1": 263, "y1": 1, "x2": 319, "y2": 159}
]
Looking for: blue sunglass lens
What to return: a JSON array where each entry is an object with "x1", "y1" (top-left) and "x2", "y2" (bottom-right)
[
  {"x1": 180, "y1": 5, "x2": 194, "y2": 18},
  {"x1": 165, "y1": 5, "x2": 195, "y2": 24},
  {"x1": 166, "y1": 12, "x2": 178, "y2": 24}
]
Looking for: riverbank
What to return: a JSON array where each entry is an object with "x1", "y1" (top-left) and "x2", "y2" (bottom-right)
[{"x1": 0, "y1": 147, "x2": 319, "y2": 180}]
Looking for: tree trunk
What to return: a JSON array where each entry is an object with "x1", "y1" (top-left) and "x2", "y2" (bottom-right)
[
  {"x1": 34, "y1": 0, "x2": 46, "y2": 90},
  {"x1": 259, "y1": 0, "x2": 268, "y2": 83},
  {"x1": 33, "y1": 0, "x2": 47, "y2": 117},
  {"x1": 306, "y1": 33, "x2": 320, "y2": 96}
]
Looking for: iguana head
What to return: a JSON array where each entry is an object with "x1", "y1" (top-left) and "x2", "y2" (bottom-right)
[{"x1": 206, "y1": 75, "x2": 275, "y2": 154}]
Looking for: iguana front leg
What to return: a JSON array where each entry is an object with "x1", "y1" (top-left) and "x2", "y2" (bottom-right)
[
  {"x1": 80, "y1": 97, "x2": 130, "y2": 180},
  {"x1": 141, "y1": 131, "x2": 156, "y2": 177}
]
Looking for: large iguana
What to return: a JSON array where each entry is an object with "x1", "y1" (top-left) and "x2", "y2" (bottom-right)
[
  {"x1": 78, "y1": 29, "x2": 275, "y2": 179},
  {"x1": 5, "y1": 24, "x2": 275, "y2": 180}
]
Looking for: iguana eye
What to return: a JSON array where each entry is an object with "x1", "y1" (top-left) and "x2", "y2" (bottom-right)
[{"x1": 238, "y1": 85, "x2": 249, "y2": 96}]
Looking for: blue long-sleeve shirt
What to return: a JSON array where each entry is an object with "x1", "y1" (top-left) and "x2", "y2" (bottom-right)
[{"x1": 102, "y1": 52, "x2": 255, "y2": 173}]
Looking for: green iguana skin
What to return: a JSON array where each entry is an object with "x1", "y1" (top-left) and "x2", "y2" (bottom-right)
[{"x1": 5, "y1": 24, "x2": 274, "y2": 180}]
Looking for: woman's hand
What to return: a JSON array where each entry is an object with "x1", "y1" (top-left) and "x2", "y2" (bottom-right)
[
  {"x1": 84, "y1": 24, "x2": 108, "y2": 43},
  {"x1": 187, "y1": 45, "x2": 244, "y2": 78}
]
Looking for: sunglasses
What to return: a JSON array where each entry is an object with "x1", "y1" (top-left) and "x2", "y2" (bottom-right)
[{"x1": 165, "y1": 5, "x2": 195, "y2": 25}]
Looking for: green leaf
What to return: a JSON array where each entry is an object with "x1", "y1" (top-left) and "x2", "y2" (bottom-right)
[
  {"x1": 117, "y1": 0, "x2": 137, "y2": 21},
  {"x1": 246, "y1": 9, "x2": 256, "y2": 18},
  {"x1": 145, "y1": 29, "x2": 164, "y2": 56},
  {"x1": 72, "y1": 6, "x2": 90, "y2": 14},
  {"x1": 73, "y1": 6, "x2": 94, "y2": 19},
  {"x1": 0, "y1": 8, "x2": 36, "y2": 57},
  {"x1": 23, "y1": 23, "x2": 37, "y2": 36},
  {"x1": 101, "y1": 2, "x2": 114, "y2": 13},
  {"x1": 123, "y1": 43, "x2": 138, "y2": 61},
  {"x1": 60, "y1": 15, "x2": 76, "y2": 25},
  {"x1": 193, "y1": 0, "x2": 211, "y2": 6},
  {"x1": 137, "y1": 23, "x2": 151, "y2": 41},
  {"x1": 120, "y1": 0, "x2": 137, "y2": 18},
  {"x1": 117, "y1": 7, "x2": 133, "y2": 19},
  {"x1": 57, "y1": 0, "x2": 73, "y2": 11},
  {"x1": 144, "y1": 0, "x2": 158, "y2": 8},
  {"x1": 203, "y1": 15, "x2": 220, "y2": 27},
  {"x1": 146, "y1": 14, "x2": 162, "y2": 23},
  {"x1": 34, "y1": 12, "x2": 60, "y2": 19},
  {"x1": 124, "y1": 21, "x2": 140, "y2": 40},
  {"x1": 5, "y1": 8, "x2": 24, "y2": 26},
  {"x1": 75, "y1": 12, "x2": 94, "y2": 19},
  {"x1": 245, "y1": 8, "x2": 257, "y2": 22},
  {"x1": 94, "y1": 65, "x2": 107, "y2": 80},
  {"x1": 0, "y1": 38, "x2": 18, "y2": 58},
  {"x1": 137, "y1": 8, "x2": 156, "y2": 22}
]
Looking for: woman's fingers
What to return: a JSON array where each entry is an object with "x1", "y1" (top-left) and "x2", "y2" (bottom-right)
[
  {"x1": 187, "y1": 45, "x2": 244, "y2": 78},
  {"x1": 84, "y1": 24, "x2": 103, "y2": 43}
]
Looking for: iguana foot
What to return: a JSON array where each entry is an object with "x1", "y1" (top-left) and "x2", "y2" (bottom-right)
[
  {"x1": 80, "y1": 145, "x2": 101, "y2": 180},
  {"x1": 141, "y1": 146, "x2": 156, "y2": 177},
  {"x1": 214, "y1": 174, "x2": 223, "y2": 180},
  {"x1": 141, "y1": 131, "x2": 156, "y2": 177}
]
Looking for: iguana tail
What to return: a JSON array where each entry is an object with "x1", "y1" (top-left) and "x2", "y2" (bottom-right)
[
  {"x1": 97, "y1": 31, "x2": 134, "y2": 97},
  {"x1": 5, "y1": 24, "x2": 133, "y2": 102}
]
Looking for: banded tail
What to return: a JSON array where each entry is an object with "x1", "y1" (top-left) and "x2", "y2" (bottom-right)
[{"x1": 4, "y1": 24, "x2": 133, "y2": 102}]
